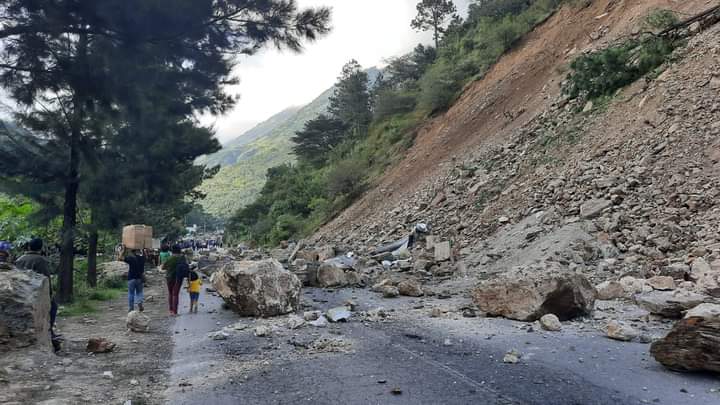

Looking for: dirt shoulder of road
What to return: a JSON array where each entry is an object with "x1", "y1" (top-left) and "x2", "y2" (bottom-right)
[{"x1": 0, "y1": 270, "x2": 173, "y2": 405}]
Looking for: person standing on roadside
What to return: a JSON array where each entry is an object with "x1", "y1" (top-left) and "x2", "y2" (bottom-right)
[
  {"x1": 123, "y1": 247, "x2": 146, "y2": 312},
  {"x1": 0, "y1": 241, "x2": 12, "y2": 271},
  {"x1": 15, "y1": 238, "x2": 58, "y2": 336},
  {"x1": 163, "y1": 245, "x2": 189, "y2": 316}
]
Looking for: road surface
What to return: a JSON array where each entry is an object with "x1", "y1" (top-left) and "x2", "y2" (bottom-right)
[{"x1": 166, "y1": 287, "x2": 719, "y2": 405}]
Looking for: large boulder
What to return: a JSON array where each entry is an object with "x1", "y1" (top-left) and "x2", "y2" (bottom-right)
[
  {"x1": 0, "y1": 269, "x2": 51, "y2": 352},
  {"x1": 98, "y1": 261, "x2": 129, "y2": 281},
  {"x1": 650, "y1": 303, "x2": 720, "y2": 373},
  {"x1": 316, "y1": 262, "x2": 347, "y2": 288},
  {"x1": 472, "y1": 269, "x2": 596, "y2": 321},
  {"x1": 634, "y1": 290, "x2": 709, "y2": 318},
  {"x1": 211, "y1": 259, "x2": 301, "y2": 317},
  {"x1": 690, "y1": 258, "x2": 720, "y2": 297}
]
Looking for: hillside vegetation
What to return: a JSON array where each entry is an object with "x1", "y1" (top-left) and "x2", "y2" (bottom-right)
[{"x1": 227, "y1": 0, "x2": 567, "y2": 245}]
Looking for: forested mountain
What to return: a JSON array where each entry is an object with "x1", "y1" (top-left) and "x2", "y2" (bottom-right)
[{"x1": 199, "y1": 68, "x2": 380, "y2": 218}]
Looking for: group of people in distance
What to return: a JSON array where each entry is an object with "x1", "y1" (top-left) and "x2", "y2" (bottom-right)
[{"x1": 121, "y1": 243, "x2": 202, "y2": 316}]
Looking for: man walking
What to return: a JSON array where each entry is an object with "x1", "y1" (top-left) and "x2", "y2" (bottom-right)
[{"x1": 123, "y1": 248, "x2": 146, "y2": 312}]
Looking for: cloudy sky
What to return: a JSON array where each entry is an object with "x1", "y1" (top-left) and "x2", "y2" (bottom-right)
[{"x1": 205, "y1": 0, "x2": 471, "y2": 144}]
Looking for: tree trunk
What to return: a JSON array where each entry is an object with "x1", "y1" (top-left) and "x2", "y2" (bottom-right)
[
  {"x1": 57, "y1": 167, "x2": 78, "y2": 303},
  {"x1": 57, "y1": 31, "x2": 88, "y2": 304},
  {"x1": 87, "y1": 227, "x2": 98, "y2": 288}
]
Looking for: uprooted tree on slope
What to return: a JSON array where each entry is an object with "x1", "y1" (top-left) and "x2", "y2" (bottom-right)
[{"x1": 0, "y1": 0, "x2": 331, "y2": 303}]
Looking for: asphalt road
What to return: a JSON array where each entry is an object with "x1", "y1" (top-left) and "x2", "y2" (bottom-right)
[{"x1": 166, "y1": 288, "x2": 719, "y2": 405}]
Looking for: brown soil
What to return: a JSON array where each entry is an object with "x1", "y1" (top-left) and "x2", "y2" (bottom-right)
[{"x1": 313, "y1": 0, "x2": 714, "y2": 241}]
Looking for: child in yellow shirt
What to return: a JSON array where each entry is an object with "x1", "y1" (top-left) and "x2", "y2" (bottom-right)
[{"x1": 187, "y1": 269, "x2": 202, "y2": 314}]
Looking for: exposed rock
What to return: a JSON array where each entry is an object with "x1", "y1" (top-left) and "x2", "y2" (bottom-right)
[
  {"x1": 254, "y1": 325, "x2": 272, "y2": 337},
  {"x1": 315, "y1": 262, "x2": 347, "y2": 288},
  {"x1": 211, "y1": 259, "x2": 302, "y2": 318},
  {"x1": 208, "y1": 330, "x2": 229, "y2": 340},
  {"x1": 580, "y1": 199, "x2": 612, "y2": 219},
  {"x1": 596, "y1": 280, "x2": 627, "y2": 300},
  {"x1": 126, "y1": 311, "x2": 150, "y2": 333},
  {"x1": 270, "y1": 248, "x2": 291, "y2": 264},
  {"x1": 287, "y1": 315, "x2": 305, "y2": 330},
  {"x1": 690, "y1": 258, "x2": 720, "y2": 297},
  {"x1": 434, "y1": 241, "x2": 452, "y2": 262},
  {"x1": 503, "y1": 349, "x2": 521, "y2": 364},
  {"x1": 472, "y1": 268, "x2": 596, "y2": 321},
  {"x1": 309, "y1": 316, "x2": 328, "y2": 328},
  {"x1": 303, "y1": 311, "x2": 321, "y2": 321},
  {"x1": 398, "y1": 280, "x2": 424, "y2": 297},
  {"x1": 316, "y1": 246, "x2": 336, "y2": 262},
  {"x1": 634, "y1": 290, "x2": 709, "y2": 318},
  {"x1": 651, "y1": 303, "x2": 720, "y2": 373},
  {"x1": 0, "y1": 269, "x2": 51, "y2": 352},
  {"x1": 606, "y1": 320, "x2": 639, "y2": 342},
  {"x1": 98, "y1": 261, "x2": 129, "y2": 281},
  {"x1": 647, "y1": 276, "x2": 675, "y2": 291},
  {"x1": 371, "y1": 279, "x2": 393, "y2": 292},
  {"x1": 326, "y1": 306, "x2": 352, "y2": 322},
  {"x1": 539, "y1": 314, "x2": 562, "y2": 331},
  {"x1": 619, "y1": 276, "x2": 650, "y2": 295},
  {"x1": 87, "y1": 338, "x2": 116, "y2": 353},
  {"x1": 381, "y1": 285, "x2": 400, "y2": 298}
]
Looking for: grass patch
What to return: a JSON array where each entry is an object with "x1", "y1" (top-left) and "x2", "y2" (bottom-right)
[{"x1": 58, "y1": 258, "x2": 126, "y2": 317}]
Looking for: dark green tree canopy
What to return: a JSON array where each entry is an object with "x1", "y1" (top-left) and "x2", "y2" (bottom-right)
[
  {"x1": 328, "y1": 59, "x2": 372, "y2": 138},
  {"x1": 291, "y1": 114, "x2": 348, "y2": 166},
  {"x1": 411, "y1": 0, "x2": 458, "y2": 49}
]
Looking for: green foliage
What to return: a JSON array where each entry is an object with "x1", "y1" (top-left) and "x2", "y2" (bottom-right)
[
  {"x1": 328, "y1": 60, "x2": 373, "y2": 137},
  {"x1": 564, "y1": 36, "x2": 677, "y2": 99},
  {"x1": 418, "y1": 0, "x2": 562, "y2": 112},
  {"x1": 411, "y1": 0, "x2": 459, "y2": 48},
  {"x1": 291, "y1": 114, "x2": 348, "y2": 166},
  {"x1": 644, "y1": 9, "x2": 679, "y2": 31}
]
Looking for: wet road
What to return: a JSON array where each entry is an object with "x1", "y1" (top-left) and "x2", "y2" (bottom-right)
[{"x1": 166, "y1": 288, "x2": 719, "y2": 405}]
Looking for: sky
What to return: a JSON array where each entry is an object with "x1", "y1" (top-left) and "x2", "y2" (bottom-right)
[{"x1": 205, "y1": 0, "x2": 471, "y2": 144}]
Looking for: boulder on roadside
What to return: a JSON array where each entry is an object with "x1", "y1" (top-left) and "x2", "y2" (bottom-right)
[
  {"x1": 690, "y1": 258, "x2": 720, "y2": 297},
  {"x1": 316, "y1": 262, "x2": 347, "y2": 288},
  {"x1": 211, "y1": 259, "x2": 302, "y2": 318},
  {"x1": 634, "y1": 290, "x2": 709, "y2": 318},
  {"x1": 398, "y1": 280, "x2": 424, "y2": 297},
  {"x1": 650, "y1": 303, "x2": 720, "y2": 373},
  {"x1": 647, "y1": 276, "x2": 676, "y2": 291},
  {"x1": 0, "y1": 269, "x2": 51, "y2": 352},
  {"x1": 606, "y1": 320, "x2": 639, "y2": 342},
  {"x1": 472, "y1": 268, "x2": 596, "y2": 321},
  {"x1": 381, "y1": 285, "x2": 400, "y2": 298},
  {"x1": 98, "y1": 261, "x2": 129, "y2": 282},
  {"x1": 596, "y1": 280, "x2": 627, "y2": 300},
  {"x1": 126, "y1": 311, "x2": 150, "y2": 332},
  {"x1": 539, "y1": 314, "x2": 562, "y2": 331},
  {"x1": 87, "y1": 337, "x2": 116, "y2": 353}
]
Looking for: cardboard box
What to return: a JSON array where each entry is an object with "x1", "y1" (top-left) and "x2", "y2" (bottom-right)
[{"x1": 122, "y1": 225, "x2": 153, "y2": 249}]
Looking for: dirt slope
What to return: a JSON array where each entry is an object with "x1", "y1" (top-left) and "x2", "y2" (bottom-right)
[{"x1": 313, "y1": 0, "x2": 714, "y2": 244}]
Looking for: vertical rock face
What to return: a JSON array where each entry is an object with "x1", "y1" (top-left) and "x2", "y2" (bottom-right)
[
  {"x1": 0, "y1": 269, "x2": 51, "y2": 352},
  {"x1": 211, "y1": 259, "x2": 302, "y2": 318},
  {"x1": 650, "y1": 303, "x2": 720, "y2": 373},
  {"x1": 472, "y1": 268, "x2": 596, "y2": 321}
]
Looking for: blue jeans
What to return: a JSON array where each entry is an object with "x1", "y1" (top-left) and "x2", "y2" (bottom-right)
[{"x1": 128, "y1": 278, "x2": 144, "y2": 311}]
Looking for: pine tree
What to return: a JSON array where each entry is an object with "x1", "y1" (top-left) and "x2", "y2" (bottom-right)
[
  {"x1": 291, "y1": 114, "x2": 348, "y2": 166},
  {"x1": 328, "y1": 60, "x2": 372, "y2": 138},
  {"x1": 0, "y1": 0, "x2": 331, "y2": 302},
  {"x1": 411, "y1": 0, "x2": 458, "y2": 49}
]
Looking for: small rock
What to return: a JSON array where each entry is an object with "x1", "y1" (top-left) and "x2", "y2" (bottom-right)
[
  {"x1": 254, "y1": 326, "x2": 272, "y2": 337},
  {"x1": 102, "y1": 371, "x2": 114, "y2": 379},
  {"x1": 208, "y1": 331, "x2": 229, "y2": 341},
  {"x1": 540, "y1": 314, "x2": 562, "y2": 332},
  {"x1": 381, "y1": 286, "x2": 400, "y2": 298},
  {"x1": 309, "y1": 316, "x2": 328, "y2": 328},
  {"x1": 129, "y1": 379, "x2": 139, "y2": 386},
  {"x1": 326, "y1": 306, "x2": 352, "y2": 323},
  {"x1": 503, "y1": 350, "x2": 521, "y2": 364},
  {"x1": 303, "y1": 311, "x2": 321, "y2": 321},
  {"x1": 647, "y1": 276, "x2": 676, "y2": 291},
  {"x1": 398, "y1": 280, "x2": 424, "y2": 297},
  {"x1": 606, "y1": 321, "x2": 639, "y2": 342},
  {"x1": 287, "y1": 315, "x2": 305, "y2": 330}
]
